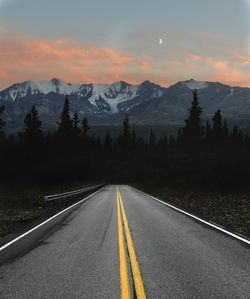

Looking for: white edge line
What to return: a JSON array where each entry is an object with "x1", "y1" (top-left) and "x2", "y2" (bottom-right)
[
  {"x1": 0, "y1": 186, "x2": 106, "y2": 252},
  {"x1": 130, "y1": 186, "x2": 250, "y2": 246}
]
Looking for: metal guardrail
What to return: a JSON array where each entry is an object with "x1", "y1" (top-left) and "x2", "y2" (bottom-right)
[{"x1": 44, "y1": 184, "x2": 104, "y2": 202}]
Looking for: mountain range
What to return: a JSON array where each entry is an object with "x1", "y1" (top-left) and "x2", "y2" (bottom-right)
[{"x1": 1, "y1": 78, "x2": 250, "y2": 133}]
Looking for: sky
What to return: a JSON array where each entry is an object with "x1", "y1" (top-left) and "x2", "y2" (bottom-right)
[{"x1": 0, "y1": 0, "x2": 250, "y2": 89}]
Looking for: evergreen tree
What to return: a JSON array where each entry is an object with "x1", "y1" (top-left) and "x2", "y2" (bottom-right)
[
  {"x1": 57, "y1": 96, "x2": 73, "y2": 137},
  {"x1": 182, "y1": 89, "x2": 203, "y2": 147},
  {"x1": 163, "y1": 135, "x2": 168, "y2": 147},
  {"x1": 169, "y1": 135, "x2": 176, "y2": 148},
  {"x1": 132, "y1": 128, "x2": 137, "y2": 147},
  {"x1": 212, "y1": 110, "x2": 223, "y2": 143},
  {"x1": 123, "y1": 113, "x2": 130, "y2": 139},
  {"x1": 176, "y1": 128, "x2": 183, "y2": 146},
  {"x1": 205, "y1": 121, "x2": 212, "y2": 139},
  {"x1": 0, "y1": 105, "x2": 5, "y2": 138},
  {"x1": 118, "y1": 113, "x2": 131, "y2": 148},
  {"x1": 231, "y1": 126, "x2": 243, "y2": 146},
  {"x1": 23, "y1": 104, "x2": 42, "y2": 142},
  {"x1": 223, "y1": 119, "x2": 229, "y2": 139},
  {"x1": 149, "y1": 128, "x2": 156, "y2": 148},
  {"x1": 104, "y1": 132, "x2": 112, "y2": 150},
  {"x1": 82, "y1": 117, "x2": 90, "y2": 137},
  {"x1": 72, "y1": 111, "x2": 81, "y2": 137}
]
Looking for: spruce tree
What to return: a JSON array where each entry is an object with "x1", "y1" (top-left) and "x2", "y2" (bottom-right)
[
  {"x1": 205, "y1": 121, "x2": 212, "y2": 139},
  {"x1": 132, "y1": 128, "x2": 137, "y2": 147},
  {"x1": 72, "y1": 111, "x2": 81, "y2": 137},
  {"x1": 82, "y1": 117, "x2": 90, "y2": 137},
  {"x1": 223, "y1": 119, "x2": 229, "y2": 139},
  {"x1": 123, "y1": 113, "x2": 130, "y2": 139},
  {"x1": 149, "y1": 128, "x2": 156, "y2": 148},
  {"x1": 176, "y1": 128, "x2": 183, "y2": 146},
  {"x1": 231, "y1": 126, "x2": 243, "y2": 145},
  {"x1": 117, "y1": 113, "x2": 131, "y2": 148},
  {"x1": 0, "y1": 105, "x2": 5, "y2": 138},
  {"x1": 212, "y1": 110, "x2": 223, "y2": 143},
  {"x1": 104, "y1": 132, "x2": 112, "y2": 150},
  {"x1": 182, "y1": 89, "x2": 203, "y2": 147},
  {"x1": 57, "y1": 96, "x2": 73, "y2": 137},
  {"x1": 169, "y1": 135, "x2": 176, "y2": 148},
  {"x1": 23, "y1": 104, "x2": 42, "y2": 141}
]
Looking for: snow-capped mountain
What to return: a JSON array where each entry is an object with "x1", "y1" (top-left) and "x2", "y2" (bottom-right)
[
  {"x1": 1, "y1": 78, "x2": 250, "y2": 133},
  {"x1": 0, "y1": 78, "x2": 165, "y2": 132},
  {"x1": 0, "y1": 78, "x2": 163, "y2": 113}
]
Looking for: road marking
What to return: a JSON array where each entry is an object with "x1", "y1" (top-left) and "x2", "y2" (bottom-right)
[
  {"x1": 117, "y1": 188, "x2": 147, "y2": 299},
  {"x1": 117, "y1": 190, "x2": 131, "y2": 299},
  {"x1": 130, "y1": 186, "x2": 250, "y2": 246},
  {"x1": 0, "y1": 186, "x2": 106, "y2": 252}
]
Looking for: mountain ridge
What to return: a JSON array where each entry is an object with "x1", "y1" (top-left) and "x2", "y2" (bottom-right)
[{"x1": 1, "y1": 78, "x2": 250, "y2": 133}]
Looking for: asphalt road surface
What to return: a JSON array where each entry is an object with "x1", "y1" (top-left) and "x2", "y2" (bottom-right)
[{"x1": 0, "y1": 185, "x2": 249, "y2": 298}]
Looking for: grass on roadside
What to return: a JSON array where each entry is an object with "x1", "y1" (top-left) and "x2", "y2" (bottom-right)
[{"x1": 135, "y1": 184, "x2": 250, "y2": 239}]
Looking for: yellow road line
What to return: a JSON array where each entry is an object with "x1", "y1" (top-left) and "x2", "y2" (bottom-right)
[
  {"x1": 117, "y1": 188, "x2": 147, "y2": 299},
  {"x1": 117, "y1": 190, "x2": 131, "y2": 299}
]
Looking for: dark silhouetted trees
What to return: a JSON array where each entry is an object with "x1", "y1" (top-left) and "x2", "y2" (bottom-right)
[
  {"x1": 22, "y1": 104, "x2": 42, "y2": 142},
  {"x1": 149, "y1": 128, "x2": 156, "y2": 149},
  {"x1": 104, "y1": 132, "x2": 112, "y2": 150},
  {"x1": 57, "y1": 96, "x2": 73, "y2": 138},
  {"x1": 182, "y1": 89, "x2": 203, "y2": 148},
  {"x1": 117, "y1": 113, "x2": 131, "y2": 148},
  {"x1": 123, "y1": 113, "x2": 130, "y2": 138},
  {"x1": 2, "y1": 92, "x2": 250, "y2": 192},
  {"x1": 72, "y1": 111, "x2": 81, "y2": 137},
  {"x1": 212, "y1": 109, "x2": 223, "y2": 145},
  {"x1": 0, "y1": 105, "x2": 5, "y2": 139},
  {"x1": 82, "y1": 117, "x2": 90, "y2": 137}
]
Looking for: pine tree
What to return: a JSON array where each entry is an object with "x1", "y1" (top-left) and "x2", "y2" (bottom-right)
[
  {"x1": 223, "y1": 119, "x2": 229, "y2": 139},
  {"x1": 176, "y1": 128, "x2": 183, "y2": 146},
  {"x1": 149, "y1": 128, "x2": 156, "y2": 148},
  {"x1": 169, "y1": 135, "x2": 176, "y2": 148},
  {"x1": 57, "y1": 96, "x2": 73, "y2": 137},
  {"x1": 23, "y1": 104, "x2": 42, "y2": 142},
  {"x1": 205, "y1": 121, "x2": 212, "y2": 139},
  {"x1": 182, "y1": 89, "x2": 203, "y2": 147},
  {"x1": 0, "y1": 105, "x2": 5, "y2": 138},
  {"x1": 117, "y1": 113, "x2": 131, "y2": 149},
  {"x1": 123, "y1": 113, "x2": 130, "y2": 139},
  {"x1": 212, "y1": 110, "x2": 223, "y2": 143},
  {"x1": 132, "y1": 128, "x2": 137, "y2": 147},
  {"x1": 82, "y1": 117, "x2": 90, "y2": 137},
  {"x1": 72, "y1": 111, "x2": 81, "y2": 137},
  {"x1": 104, "y1": 132, "x2": 112, "y2": 150},
  {"x1": 231, "y1": 126, "x2": 243, "y2": 145}
]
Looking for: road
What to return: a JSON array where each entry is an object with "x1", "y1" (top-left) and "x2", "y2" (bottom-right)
[{"x1": 0, "y1": 185, "x2": 249, "y2": 298}]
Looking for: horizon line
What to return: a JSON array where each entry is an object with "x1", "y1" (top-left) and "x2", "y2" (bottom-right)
[{"x1": 1, "y1": 77, "x2": 249, "y2": 91}]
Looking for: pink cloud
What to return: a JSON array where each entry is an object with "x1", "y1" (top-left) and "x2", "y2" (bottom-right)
[
  {"x1": 0, "y1": 37, "x2": 140, "y2": 87},
  {"x1": 0, "y1": 35, "x2": 250, "y2": 89}
]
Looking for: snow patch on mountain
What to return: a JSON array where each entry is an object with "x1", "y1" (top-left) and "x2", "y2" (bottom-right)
[
  {"x1": 185, "y1": 79, "x2": 208, "y2": 90},
  {"x1": 88, "y1": 82, "x2": 138, "y2": 113},
  {"x1": 5, "y1": 78, "x2": 82, "y2": 101}
]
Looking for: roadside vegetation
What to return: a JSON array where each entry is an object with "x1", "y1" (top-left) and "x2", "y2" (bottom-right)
[
  {"x1": 135, "y1": 184, "x2": 250, "y2": 238},
  {"x1": 0, "y1": 90, "x2": 249, "y2": 237}
]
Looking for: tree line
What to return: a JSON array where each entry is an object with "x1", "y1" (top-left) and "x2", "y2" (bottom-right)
[{"x1": 0, "y1": 90, "x2": 249, "y2": 191}]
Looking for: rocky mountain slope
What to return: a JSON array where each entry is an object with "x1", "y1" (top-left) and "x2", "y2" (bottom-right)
[{"x1": 0, "y1": 78, "x2": 250, "y2": 132}]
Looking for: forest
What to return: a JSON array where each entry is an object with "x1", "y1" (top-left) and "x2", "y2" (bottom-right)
[{"x1": 0, "y1": 89, "x2": 250, "y2": 194}]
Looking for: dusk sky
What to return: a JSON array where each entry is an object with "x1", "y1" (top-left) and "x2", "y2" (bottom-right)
[{"x1": 0, "y1": 0, "x2": 250, "y2": 89}]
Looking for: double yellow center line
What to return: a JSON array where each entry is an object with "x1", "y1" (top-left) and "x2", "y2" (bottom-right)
[{"x1": 116, "y1": 187, "x2": 147, "y2": 299}]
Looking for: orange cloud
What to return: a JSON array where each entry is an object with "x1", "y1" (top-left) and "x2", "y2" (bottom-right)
[
  {"x1": 138, "y1": 59, "x2": 152, "y2": 70},
  {"x1": 0, "y1": 35, "x2": 250, "y2": 89},
  {"x1": 0, "y1": 37, "x2": 145, "y2": 88}
]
